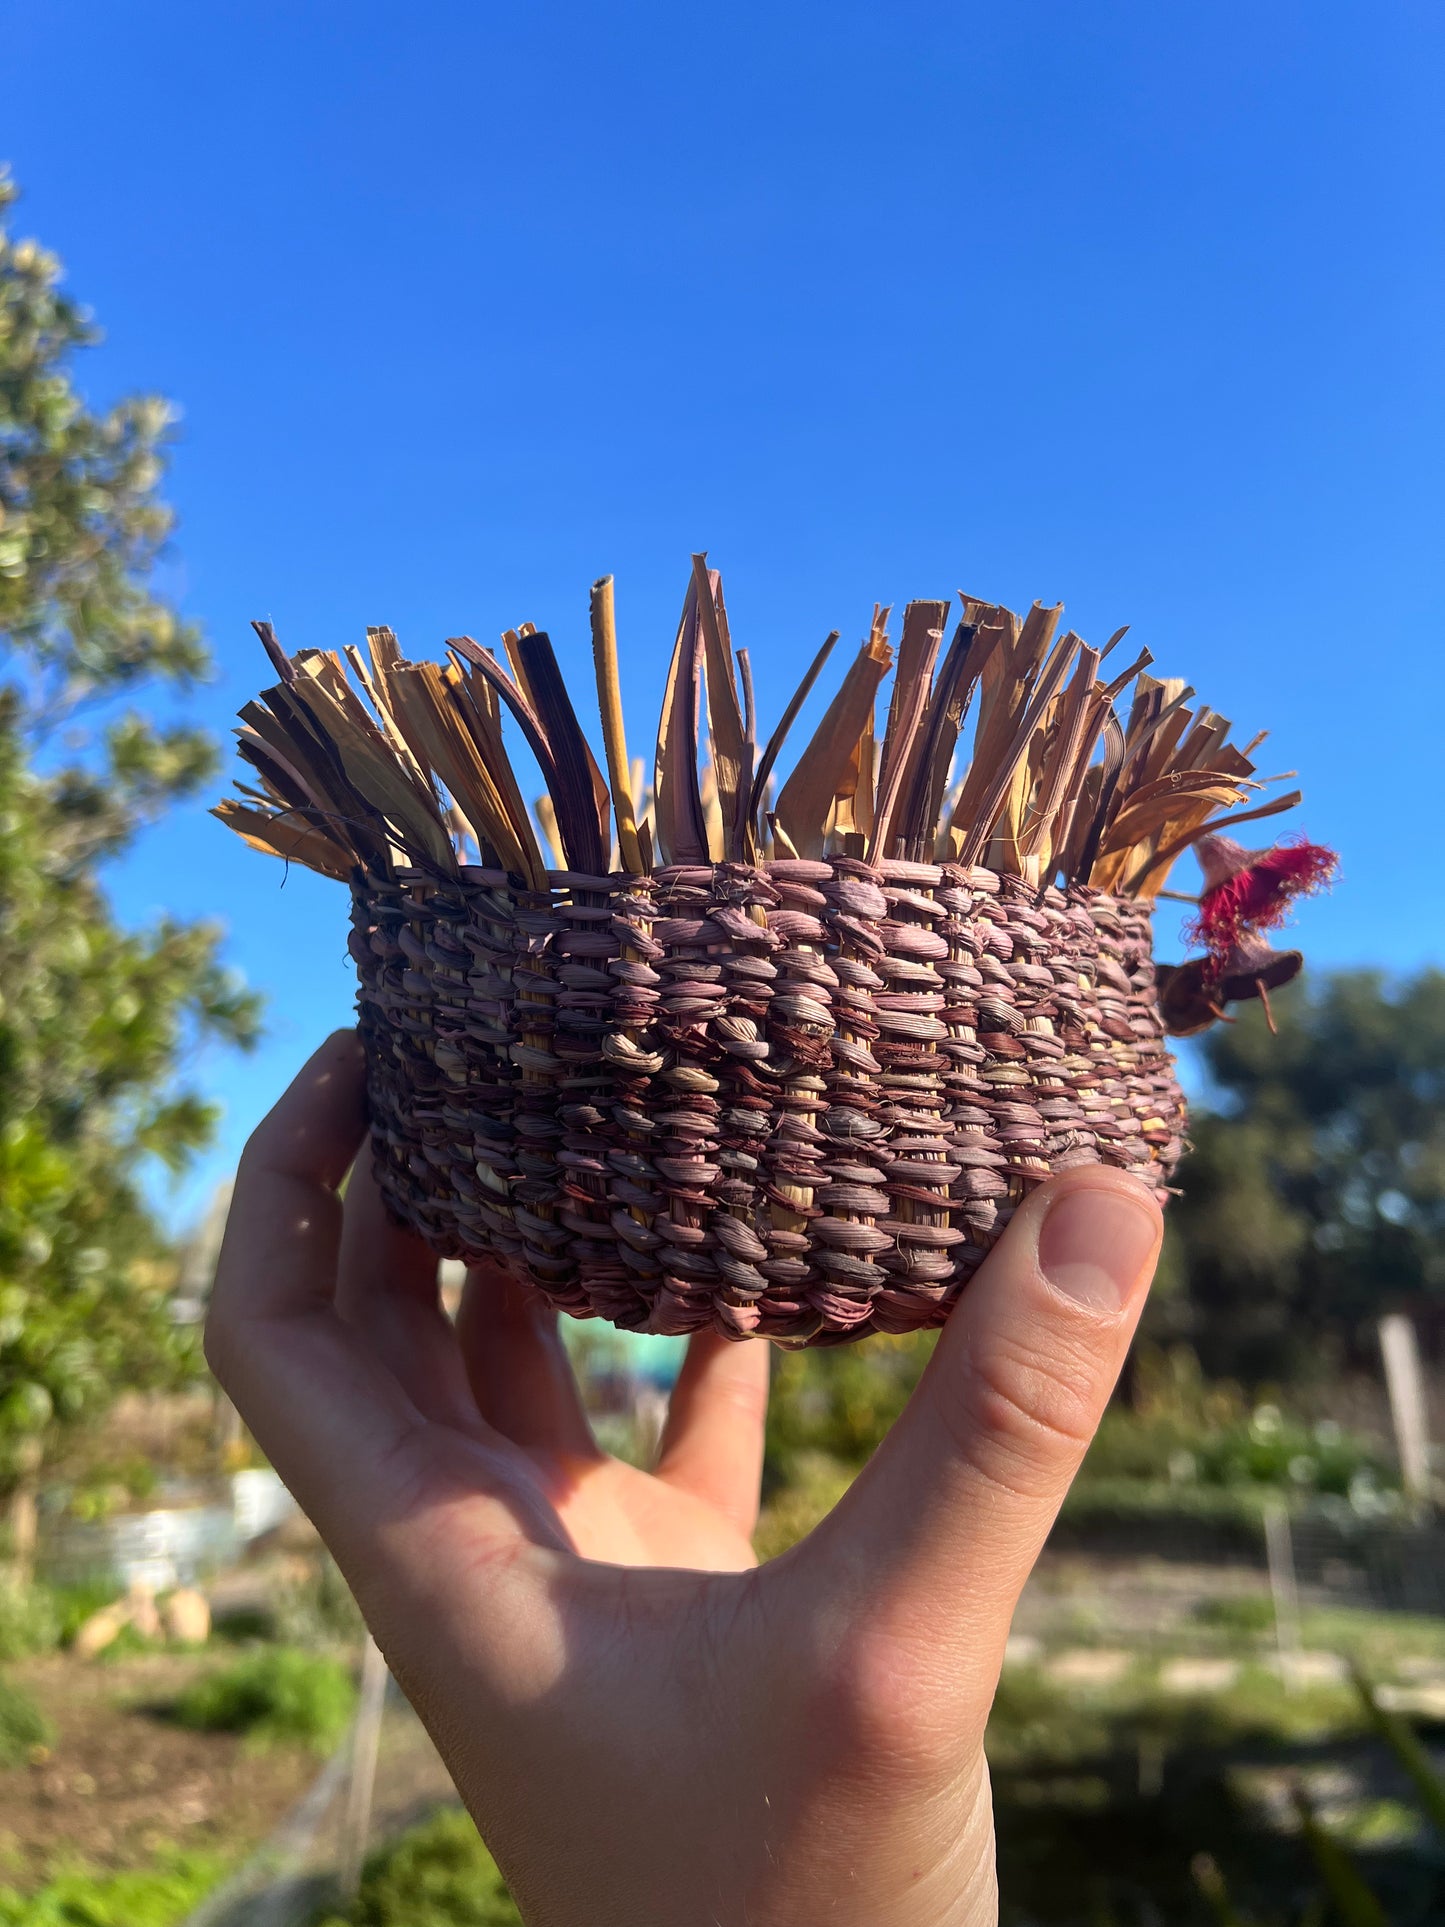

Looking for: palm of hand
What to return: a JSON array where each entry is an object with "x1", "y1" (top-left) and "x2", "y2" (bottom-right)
[
  {"x1": 370, "y1": 1239, "x2": 769, "y2": 1575},
  {"x1": 536, "y1": 1448, "x2": 759, "y2": 1569},
  {"x1": 208, "y1": 1032, "x2": 1159, "y2": 1927}
]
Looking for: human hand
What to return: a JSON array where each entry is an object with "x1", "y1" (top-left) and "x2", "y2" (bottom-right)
[{"x1": 207, "y1": 1030, "x2": 1161, "y2": 1927}]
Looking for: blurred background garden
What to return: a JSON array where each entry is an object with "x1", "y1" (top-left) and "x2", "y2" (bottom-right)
[{"x1": 1, "y1": 4, "x2": 1442, "y2": 1922}]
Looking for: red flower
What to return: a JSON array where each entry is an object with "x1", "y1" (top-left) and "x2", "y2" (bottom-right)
[{"x1": 1185, "y1": 835, "x2": 1338, "y2": 962}]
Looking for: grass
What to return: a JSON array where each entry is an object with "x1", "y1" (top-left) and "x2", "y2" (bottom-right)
[
  {"x1": 1298, "y1": 1606, "x2": 1445, "y2": 1667},
  {"x1": 0, "y1": 1670, "x2": 52, "y2": 1764},
  {"x1": 989, "y1": 1652, "x2": 1372, "y2": 1771},
  {"x1": 170, "y1": 1646, "x2": 356, "y2": 1753},
  {"x1": 0, "y1": 1849, "x2": 224, "y2": 1927},
  {"x1": 1194, "y1": 1594, "x2": 1278, "y2": 1637},
  {"x1": 313, "y1": 1807, "x2": 520, "y2": 1927},
  {"x1": 986, "y1": 1652, "x2": 1445, "y2": 1923}
]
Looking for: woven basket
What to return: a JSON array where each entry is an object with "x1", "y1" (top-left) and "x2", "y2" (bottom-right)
[
  {"x1": 218, "y1": 565, "x2": 1328, "y2": 1346},
  {"x1": 350, "y1": 860, "x2": 1183, "y2": 1343}
]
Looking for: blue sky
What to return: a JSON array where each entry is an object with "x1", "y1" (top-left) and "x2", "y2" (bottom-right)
[{"x1": 3, "y1": 1, "x2": 1442, "y2": 1228}]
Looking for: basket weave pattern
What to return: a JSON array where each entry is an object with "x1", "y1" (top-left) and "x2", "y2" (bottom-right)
[{"x1": 352, "y1": 855, "x2": 1185, "y2": 1344}]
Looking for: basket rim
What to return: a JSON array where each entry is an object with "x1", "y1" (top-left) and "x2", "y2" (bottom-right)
[{"x1": 370, "y1": 858, "x2": 1139, "y2": 900}]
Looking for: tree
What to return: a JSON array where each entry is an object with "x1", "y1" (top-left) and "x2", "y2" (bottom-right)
[
  {"x1": 0, "y1": 171, "x2": 259, "y2": 1540},
  {"x1": 1151, "y1": 969, "x2": 1445, "y2": 1385}
]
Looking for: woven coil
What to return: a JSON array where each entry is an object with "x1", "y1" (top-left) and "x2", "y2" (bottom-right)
[{"x1": 353, "y1": 856, "x2": 1185, "y2": 1346}]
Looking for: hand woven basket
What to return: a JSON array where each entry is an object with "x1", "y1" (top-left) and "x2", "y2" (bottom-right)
[{"x1": 218, "y1": 562, "x2": 1332, "y2": 1345}]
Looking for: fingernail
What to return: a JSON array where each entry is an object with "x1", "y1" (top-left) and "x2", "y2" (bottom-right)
[{"x1": 1038, "y1": 1184, "x2": 1160, "y2": 1313}]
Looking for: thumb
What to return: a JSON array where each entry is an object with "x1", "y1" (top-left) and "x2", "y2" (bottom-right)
[{"x1": 812, "y1": 1166, "x2": 1161, "y2": 1684}]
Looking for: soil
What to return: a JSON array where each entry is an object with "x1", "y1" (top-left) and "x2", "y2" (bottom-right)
[{"x1": 0, "y1": 1651, "x2": 317, "y2": 1891}]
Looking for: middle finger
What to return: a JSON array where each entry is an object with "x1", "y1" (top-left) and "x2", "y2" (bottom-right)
[
  {"x1": 337, "y1": 1154, "x2": 480, "y2": 1430},
  {"x1": 455, "y1": 1265, "x2": 597, "y2": 1459}
]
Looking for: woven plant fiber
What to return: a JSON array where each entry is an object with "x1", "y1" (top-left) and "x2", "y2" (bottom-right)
[
  {"x1": 352, "y1": 859, "x2": 1183, "y2": 1344},
  {"x1": 217, "y1": 563, "x2": 1331, "y2": 1346}
]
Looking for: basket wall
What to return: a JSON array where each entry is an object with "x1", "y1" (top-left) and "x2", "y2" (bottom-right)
[{"x1": 350, "y1": 856, "x2": 1185, "y2": 1346}]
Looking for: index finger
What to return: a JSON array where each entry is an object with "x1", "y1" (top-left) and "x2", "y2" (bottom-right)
[
  {"x1": 206, "y1": 1032, "x2": 559, "y2": 1584},
  {"x1": 206, "y1": 1032, "x2": 428, "y2": 1524}
]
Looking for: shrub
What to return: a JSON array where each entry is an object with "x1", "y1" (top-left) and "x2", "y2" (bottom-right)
[
  {"x1": 313, "y1": 1806, "x2": 520, "y2": 1927},
  {"x1": 1194, "y1": 1594, "x2": 1277, "y2": 1636},
  {"x1": 212, "y1": 1601, "x2": 275, "y2": 1644},
  {"x1": 1084, "y1": 1346, "x2": 1397, "y2": 1503},
  {"x1": 0, "y1": 1579, "x2": 59, "y2": 1660},
  {"x1": 765, "y1": 1330, "x2": 935, "y2": 1477},
  {"x1": 52, "y1": 1579, "x2": 124, "y2": 1649},
  {"x1": 1080, "y1": 1401, "x2": 1393, "y2": 1501},
  {"x1": 64, "y1": 1455, "x2": 161, "y2": 1523},
  {"x1": 0, "y1": 1671, "x2": 53, "y2": 1764},
  {"x1": 171, "y1": 1647, "x2": 355, "y2": 1752},
  {"x1": 753, "y1": 1452, "x2": 854, "y2": 1560},
  {"x1": 0, "y1": 1849, "x2": 223, "y2": 1926}
]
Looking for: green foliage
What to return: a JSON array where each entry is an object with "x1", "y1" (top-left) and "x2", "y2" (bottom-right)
[
  {"x1": 988, "y1": 1646, "x2": 1369, "y2": 1922},
  {"x1": 171, "y1": 1646, "x2": 356, "y2": 1752},
  {"x1": 765, "y1": 1328, "x2": 935, "y2": 1476},
  {"x1": 313, "y1": 1806, "x2": 520, "y2": 1927},
  {"x1": 48, "y1": 1577, "x2": 121, "y2": 1647},
  {"x1": 1297, "y1": 1605, "x2": 1445, "y2": 1669},
  {"x1": 1061, "y1": 1345, "x2": 1400, "y2": 1552},
  {"x1": 1080, "y1": 1348, "x2": 1395, "y2": 1502},
  {"x1": 1353, "y1": 1669, "x2": 1445, "y2": 1840},
  {"x1": 0, "y1": 183, "x2": 206, "y2": 694},
  {"x1": 211, "y1": 1601, "x2": 275, "y2": 1644},
  {"x1": 1193, "y1": 1594, "x2": 1277, "y2": 1637},
  {"x1": 1185, "y1": 1408, "x2": 1388, "y2": 1499},
  {"x1": 61, "y1": 1452, "x2": 161, "y2": 1523},
  {"x1": 213, "y1": 1555, "x2": 365, "y2": 1647},
  {"x1": 1292, "y1": 1788, "x2": 1390, "y2": 1927},
  {"x1": 0, "y1": 1669, "x2": 52, "y2": 1762},
  {"x1": 753, "y1": 1330, "x2": 935, "y2": 1555},
  {"x1": 1191, "y1": 1854, "x2": 1265, "y2": 1927},
  {"x1": 0, "y1": 1575, "x2": 59, "y2": 1658},
  {"x1": 753, "y1": 1450, "x2": 854, "y2": 1560},
  {"x1": 96, "y1": 1620, "x2": 165, "y2": 1662},
  {"x1": 0, "y1": 1850, "x2": 223, "y2": 1926},
  {"x1": 1193, "y1": 1674, "x2": 1445, "y2": 1926},
  {"x1": 277, "y1": 1553, "x2": 367, "y2": 1646},
  {"x1": 990, "y1": 1651, "x2": 1365, "y2": 1773},
  {"x1": 0, "y1": 1576, "x2": 149, "y2": 1658},
  {"x1": 1058, "y1": 1477, "x2": 1277, "y2": 1547},
  {"x1": 1159, "y1": 969, "x2": 1445, "y2": 1383},
  {"x1": 758, "y1": 1325, "x2": 1398, "y2": 1563},
  {"x1": 0, "y1": 172, "x2": 259, "y2": 1486}
]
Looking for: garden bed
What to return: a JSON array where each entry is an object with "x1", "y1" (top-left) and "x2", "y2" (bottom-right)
[{"x1": 0, "y1": 1651, "x2": 321, "y2": 1895}]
